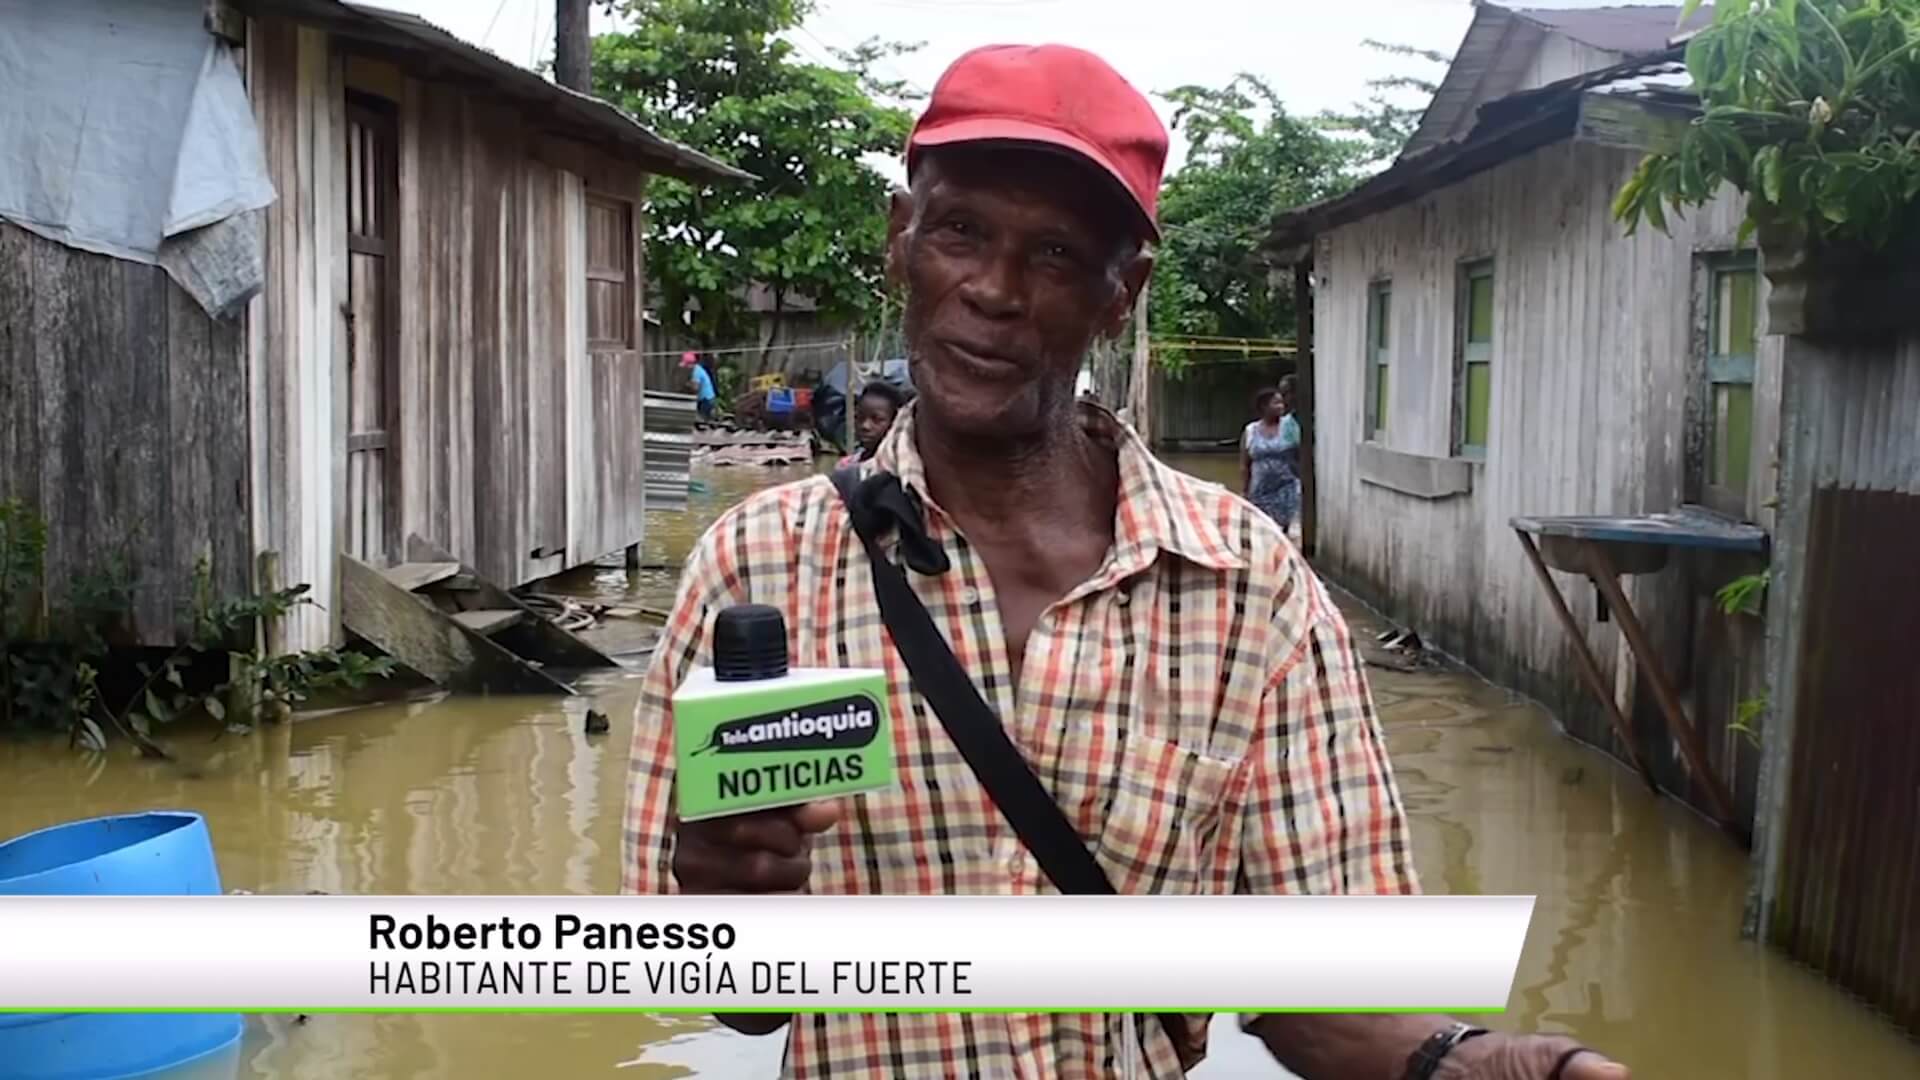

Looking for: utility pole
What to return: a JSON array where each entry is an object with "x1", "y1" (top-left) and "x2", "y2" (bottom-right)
[
  {"x1": 554, "y1": 0, "x2": 591, "y2": 92},
  {"x1": 1126, "y1": 284, "x2": 1152, "y2": 441}
]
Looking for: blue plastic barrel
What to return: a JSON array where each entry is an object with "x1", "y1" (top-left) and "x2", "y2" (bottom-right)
[
  {"x1": 767, "y1": 387, "x2": 794, "y2": 415},
  {"x1": 0, "y1": 812, "x2": 244, "y2": 1079}
]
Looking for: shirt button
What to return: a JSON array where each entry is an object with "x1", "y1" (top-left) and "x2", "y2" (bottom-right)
[
  {"x1": 961, "y1": 587, "x2": 979, "y2": 605},
  {"x1": 1116, "y1": 590, "x2": 1131, "y2": 606}
]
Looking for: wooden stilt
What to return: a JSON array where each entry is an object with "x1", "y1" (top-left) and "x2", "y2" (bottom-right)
[
  {"x1": 1585, "y1": 545, "x2": 1747, "y2": 843},
  {"x1": 1515, "y1": 529, "x2": 1661, "y2": 793}
]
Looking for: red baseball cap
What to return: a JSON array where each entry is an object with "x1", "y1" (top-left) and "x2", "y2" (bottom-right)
[{"x1": 907, "y1": 44, "x2": 1168, "y2": 242}]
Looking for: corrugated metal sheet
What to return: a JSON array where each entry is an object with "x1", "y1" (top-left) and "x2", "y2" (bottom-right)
[
  {"x1": 1771, "y1": 487, "x2": 1920, "y2": 1032},
  {"x1": 1759, "y1": 330, "x2": 1920, "y2": 1032},
  {"x1": 643, "y1": 391, "x2": 698, "y2": 513}
]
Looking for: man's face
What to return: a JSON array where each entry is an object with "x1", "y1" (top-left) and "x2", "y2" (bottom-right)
[{"x1": 888, "y1": 148, "x2": 1149, "y2": 443}]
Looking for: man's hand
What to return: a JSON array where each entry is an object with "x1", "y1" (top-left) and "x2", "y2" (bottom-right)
[
  {"x1": 1437, "y1": 1034, "x2": 1629, "y2": 1080},
  {"x1": 671, "y1": 801, "x2": 842, "y2": 893},
  {"x1": 673, "y1": 801, "x2": 842, "y2": 1036},
  {"x1": 1252, "y1": 1015, "x2": 1627, "y2": 1080}
]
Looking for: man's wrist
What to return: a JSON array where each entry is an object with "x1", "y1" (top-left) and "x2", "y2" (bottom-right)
[{"x1": 1402, "y1": 1021, "x2": 1490, "y2": 1080}]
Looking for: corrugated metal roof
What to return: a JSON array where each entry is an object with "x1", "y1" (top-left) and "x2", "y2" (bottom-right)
[
  {"x1": 236, "y1": 0, "x2": 753, "y2": 184},
  {"x1": 1401, "y1": 5, "x2": 1548, "y2": 159},
  {"x1": 1513, "y1": 5, "x2": 1710, "y2": 55},
  {"x1": 1266, "y1": 52, "x2": 1691, "y2": 253},
  {"x1": 1401, "y1": 4, "x2": 1707, "y2": 160},
  {"x1": 1586, "y1": 59, "x2": 1694, "y2": 100}
]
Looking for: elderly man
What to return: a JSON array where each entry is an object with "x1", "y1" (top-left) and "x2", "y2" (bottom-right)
[{"x1": 625, "y1": 44, "x2": 1627, "y2": 1080}]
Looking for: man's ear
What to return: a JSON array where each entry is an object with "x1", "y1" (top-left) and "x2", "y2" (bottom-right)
[
  {"x1": 885, "y1": 188, "x2": 914, "y2": 291},
  {"x1": 1103, "y1": 247, "x2": 1155, "y2": 340}
]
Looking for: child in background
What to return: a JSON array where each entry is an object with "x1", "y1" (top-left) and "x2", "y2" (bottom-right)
[
  {"x1": 837, "y1": 381, "x2": 910, "y2": 470},
  {"x1": 681, "y1": 351, "x2": 717, "y2": 422}
]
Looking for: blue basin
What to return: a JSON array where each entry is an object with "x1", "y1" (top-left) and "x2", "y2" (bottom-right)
[{"x1": 0, "y1": 812, "x2": 244, "y2": 1079}]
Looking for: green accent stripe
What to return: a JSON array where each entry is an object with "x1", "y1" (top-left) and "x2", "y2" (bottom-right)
[{"x1": 18, "y1": 999, "x2": 1512, "y2": 1006}]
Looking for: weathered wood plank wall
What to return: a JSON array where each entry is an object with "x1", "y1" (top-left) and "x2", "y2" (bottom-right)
[
  {"x1": 5, "y1": 17, "x2": 662, "y2": 650},
  {"x1": 1312, "y1": 138, "x2": 1784, "y2": 820},
  {"x1": 249, "y1": 21, "x2": 347, "y2": 651},
  {"x1": 388, "y1": 74, "x2": 650, "y2": 588},
  {"x1": 0, "y1": 223, "x2": 251, "y2": 645}
]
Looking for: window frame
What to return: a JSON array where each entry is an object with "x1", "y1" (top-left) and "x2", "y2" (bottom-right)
[
  {"x1": 1699, "y1": 253, "x2": 1760, "y2": 517},
  {"x1": 1364, "y1": 279, "x2": 1392, "y2": 442},
  {"x1": 584, "y1": 191, "x2": 637, "y2": 350},
  {"x1": 1453, "y1": 259, "x2": 1495, "y2": 460}
]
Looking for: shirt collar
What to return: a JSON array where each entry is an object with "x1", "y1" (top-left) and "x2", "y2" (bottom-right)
[{"x1": 871, "y1": 399, "x2": 1247, "y2": 578}]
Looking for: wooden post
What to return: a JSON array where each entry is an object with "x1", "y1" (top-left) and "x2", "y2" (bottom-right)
[
  {"x1": 1126, "y1": 284, "x2": 1152, "y2": 442},
  {"x1": 1585, "y1": 545, "x2": 1747, "y2": 842},
  {"x1": 255, "y1": 550, "x2": 286, "y2": 724},
  {"x1": 554, "y1": 0, "x2": 591, "y2": 93},
  {"x1": 258, "y1": 550, "x2": 284, "y2": 658},
  {"x1": 1515, "y1": 530, "x2": 1662, "y2": 793},
  {"x1": 1293, "y1": 259, "x2": 1317, "y2": 556},
  {"x1": 624, "y1": 543, "x2": 642, "y2": 571}
]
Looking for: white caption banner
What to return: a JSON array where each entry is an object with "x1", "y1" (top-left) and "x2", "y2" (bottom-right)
[{"x1": 0, "y1": 895, "x2": 1532, "y2": 1012}]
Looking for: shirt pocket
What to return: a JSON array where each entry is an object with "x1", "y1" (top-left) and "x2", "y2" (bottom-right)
[{"x1": 1093, "y1": 732, "x2": 1239, "y2": 895}]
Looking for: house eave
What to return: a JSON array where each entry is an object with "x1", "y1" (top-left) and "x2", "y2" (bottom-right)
[
  {"x1": 233, "y1": 0, "x2": 755, "y2": 185},
  {"x1": 1264, "y1": 51, "x2": 1692, "y2": 259}
]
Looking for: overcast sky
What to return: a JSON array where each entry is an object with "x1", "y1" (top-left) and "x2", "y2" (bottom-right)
[{"x1": 377, "y1": 0, "x2": 1622, "y2": 173}]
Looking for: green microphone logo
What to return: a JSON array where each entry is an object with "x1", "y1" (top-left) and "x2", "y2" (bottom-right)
[{"x1": 673, "y1": 605, "x2": 896, "y2": 821}]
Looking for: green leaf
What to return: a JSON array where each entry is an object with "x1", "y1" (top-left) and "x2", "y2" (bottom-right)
[
  {"x1": 1755, "y1": 144, "x2": 1786, "y2": 203},
  {"x1": 76, "y1": 716, "x2": 106, "y2": 752},
  {"x1": 204, "y1": 696, "x2": 226, "y2": 722},
  {"x1": 165, "y1": 663, "x2": 184, "y2": 689},
  {"x1": 145, "y1": 689, "x2": 171, "y2": 724}
]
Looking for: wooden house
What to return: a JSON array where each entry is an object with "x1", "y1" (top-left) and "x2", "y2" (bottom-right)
[
  {"x1": 0, "y1": 0, "x2": 746, "y2": 653},
  {"x1": 1264, "y1": 4, "x2": 1782, "y2": 828}
]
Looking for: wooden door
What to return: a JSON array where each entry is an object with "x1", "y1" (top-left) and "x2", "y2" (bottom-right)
[{"x1": 345, "y1": 98, "x2": 399, "y2": 563}]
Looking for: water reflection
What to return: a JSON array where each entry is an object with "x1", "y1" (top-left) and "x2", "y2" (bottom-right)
[{"x1": 0, "y1": 452, "x2": 1911, "y2": 1078}]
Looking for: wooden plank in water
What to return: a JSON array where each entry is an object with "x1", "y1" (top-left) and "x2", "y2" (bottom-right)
[
  {"x1": 452, "y1": 608, "x2": 523, "y2": 636},
  {"x1": 407, "y1": 534, "x2": 617, "y2": 670},
  {"x1": 341, "y1": 554, "x2": 570, "y2": 694},
  {"x1": 384, "y1": 561, "x2": 461, "y2": 593}
]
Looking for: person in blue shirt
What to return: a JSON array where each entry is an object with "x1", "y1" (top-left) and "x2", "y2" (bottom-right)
[
  {"x1": 681, "y1": 351, "x2": 717, "y2": 421},
  {"x1": 1240, "y1": 375, "x2": 1302, "y2": 533}
]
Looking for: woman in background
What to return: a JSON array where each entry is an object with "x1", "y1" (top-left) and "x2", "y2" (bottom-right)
[{"x1": 1240, "y1": 375, "x2": 1301, "y2": 534}]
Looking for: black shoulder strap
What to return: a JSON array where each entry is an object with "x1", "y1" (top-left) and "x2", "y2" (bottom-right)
[
  {"x1": 830, "y1": 468, "x2": 1116, "y2": 895},
  {"x1": 829, "y1": 469, "x2": 1192, "y2": 1060}
]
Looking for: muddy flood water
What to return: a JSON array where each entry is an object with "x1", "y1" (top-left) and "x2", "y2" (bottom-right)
[{"x1": 3, "y1": 455, "x2": 1916, "y2": 1079}]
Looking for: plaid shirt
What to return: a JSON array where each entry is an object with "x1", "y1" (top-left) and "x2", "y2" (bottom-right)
[{"x1": 623, "y1": 403, "x2": 1418, "y2": 1078}]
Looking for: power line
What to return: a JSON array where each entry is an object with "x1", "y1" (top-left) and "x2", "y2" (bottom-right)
[
  {"x1": 806, "y1": 8, "x2": 930, "y2": 98},
  {"x1": 631, "y1": 338, "x2": 859, "y2": 360},
  {"x1": 481, "y1": 0, "x2": 511, "y2": 47},
  {"x1": 528, "y1": 0, "x2": 550, "y2": 71}
]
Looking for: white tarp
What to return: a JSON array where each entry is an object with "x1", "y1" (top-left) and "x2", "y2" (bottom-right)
[{"x1": 0, "y1": 0, "x2": 276, "y2": 317}]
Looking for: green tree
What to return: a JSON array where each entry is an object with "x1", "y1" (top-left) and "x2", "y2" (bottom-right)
[
  {"x1": 1320, "y1": 40, "x2": 1451, "y2": 168},
  {"x1": 591, "y1": 0, "x2": 915, "y2": 344},
  {"x1": 1151, "y1": 75, "x2": 1362, "y2": 369}
]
